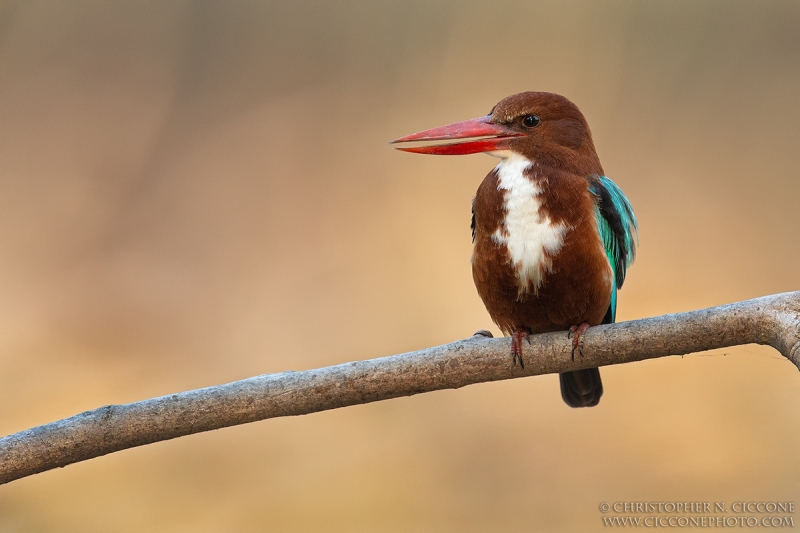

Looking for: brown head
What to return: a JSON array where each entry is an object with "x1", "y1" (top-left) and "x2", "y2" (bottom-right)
[{"x1": 392, "y1": 91, "x2": 602, "y2": 176}]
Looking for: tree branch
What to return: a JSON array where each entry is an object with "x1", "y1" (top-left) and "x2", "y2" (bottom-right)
[{"x1": 1, "y1": 292, "x2": 799, "y2": 485}]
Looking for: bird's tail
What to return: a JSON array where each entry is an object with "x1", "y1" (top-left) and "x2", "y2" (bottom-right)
[{"x1": 559, "y1": 368, "x2": 603, "y2": 408}]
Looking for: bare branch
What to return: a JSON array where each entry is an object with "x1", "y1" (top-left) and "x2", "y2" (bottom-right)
[{"x1": 1, "y1": 292, "x2": 799, "y2": 485}]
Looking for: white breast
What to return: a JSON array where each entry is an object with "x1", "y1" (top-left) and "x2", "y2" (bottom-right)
[{"x1": 489, "y1": 153, "x2": 570, "y2": 297}]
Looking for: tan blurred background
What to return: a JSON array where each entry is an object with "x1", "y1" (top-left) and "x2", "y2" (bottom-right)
[{"x1": 0, "y1": 0, "x2": 799, "y2": 531}]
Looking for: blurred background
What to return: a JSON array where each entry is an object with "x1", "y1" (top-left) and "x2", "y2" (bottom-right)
[{"x1": 0, "y1": 1, "x2": 799, "y2": 531}]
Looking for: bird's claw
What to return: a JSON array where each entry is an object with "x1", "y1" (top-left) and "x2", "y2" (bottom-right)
[
  {"x1": 511, "y1": 328, "x2": 530, "y2": 368},
  {"x1": 568, "y1": 322, "x2": 590, "y2": 361}
]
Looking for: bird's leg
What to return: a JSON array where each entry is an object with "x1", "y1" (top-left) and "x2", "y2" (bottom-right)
[
  {"x1": 568, "y1": 322, "x2": 591, "y2": 360},
  {"x1": 511, "y1": 327, "x2": 530, "y2": 368}
]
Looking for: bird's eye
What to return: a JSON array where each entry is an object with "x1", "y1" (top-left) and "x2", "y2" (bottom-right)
[{"x1": 522, "y1": 115, "x2": 540, "y2": 128}]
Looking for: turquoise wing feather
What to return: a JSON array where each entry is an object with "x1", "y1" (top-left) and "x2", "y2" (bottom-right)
[{"x1": 589, "y1": 176, "x2": 638, "y2": 322}]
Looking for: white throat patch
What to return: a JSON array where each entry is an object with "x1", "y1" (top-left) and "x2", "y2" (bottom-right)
[{"x1": 489, "y1": 152, "x2": 569, "y2": 297}]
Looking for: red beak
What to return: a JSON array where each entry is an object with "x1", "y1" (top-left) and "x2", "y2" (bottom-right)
[{"x1": 391, "y1": 116, "x2": 523, "y2": 155}]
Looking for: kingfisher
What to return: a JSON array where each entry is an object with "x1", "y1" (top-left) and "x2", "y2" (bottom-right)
[{"x1": 392, "y1": 91, "x2": 637, "y2": 408}]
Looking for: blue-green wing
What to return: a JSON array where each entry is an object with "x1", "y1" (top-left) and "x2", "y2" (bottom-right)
[{"x1": 589, "y1": 176, "x2": 638, "y2": 323}]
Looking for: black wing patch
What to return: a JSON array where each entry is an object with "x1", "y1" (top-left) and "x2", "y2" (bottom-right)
[
  {"x1": 471, "y1": 198, "x2": 477, "y2": 243},
  {"x1": 588, "y1": 177, "x2": 638, "y2": 289}
]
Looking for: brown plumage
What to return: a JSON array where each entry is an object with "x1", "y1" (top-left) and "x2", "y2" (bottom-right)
[
  {"x1": 394, "y1": 91, "x2": 637, "y2": 408},
  {"x1": 471, "y1": 165, "x2": 612, "y2": 335}
]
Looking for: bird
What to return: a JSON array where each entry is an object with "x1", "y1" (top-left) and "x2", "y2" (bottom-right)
[{"x1": 391, "y1": 91, "x2": 637, "y2": 408}]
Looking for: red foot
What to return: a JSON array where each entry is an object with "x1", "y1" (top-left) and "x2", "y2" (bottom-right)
[
  {"x1": 568, "y1": 322, "x2": 591, "y2": 360},
  {"x1": 511, "y1": 327, "x2": 531, "y2": 368}
]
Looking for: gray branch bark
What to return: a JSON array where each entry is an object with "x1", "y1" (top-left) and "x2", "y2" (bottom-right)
[{"x1": 2, "y1": 292, "x2": 799, "y2": 485}]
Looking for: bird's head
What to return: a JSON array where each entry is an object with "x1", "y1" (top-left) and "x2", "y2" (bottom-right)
[{"x1": 392, "y1": 91, "x2": 601, "y2": 174}]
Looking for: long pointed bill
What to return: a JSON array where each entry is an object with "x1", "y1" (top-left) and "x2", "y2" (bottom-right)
[{"x1": 391, "y1": 116, "x2": 523, "y2": 155}]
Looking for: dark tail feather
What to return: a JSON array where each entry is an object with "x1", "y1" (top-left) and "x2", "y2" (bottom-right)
[{"x1": 559, "y1": 368, "x2": 603, "y2": 408}]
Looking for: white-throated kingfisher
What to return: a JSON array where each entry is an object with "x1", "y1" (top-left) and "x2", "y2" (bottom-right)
[{"x1": 392, "y1": 92, "x2": 637, "y2": 408}]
